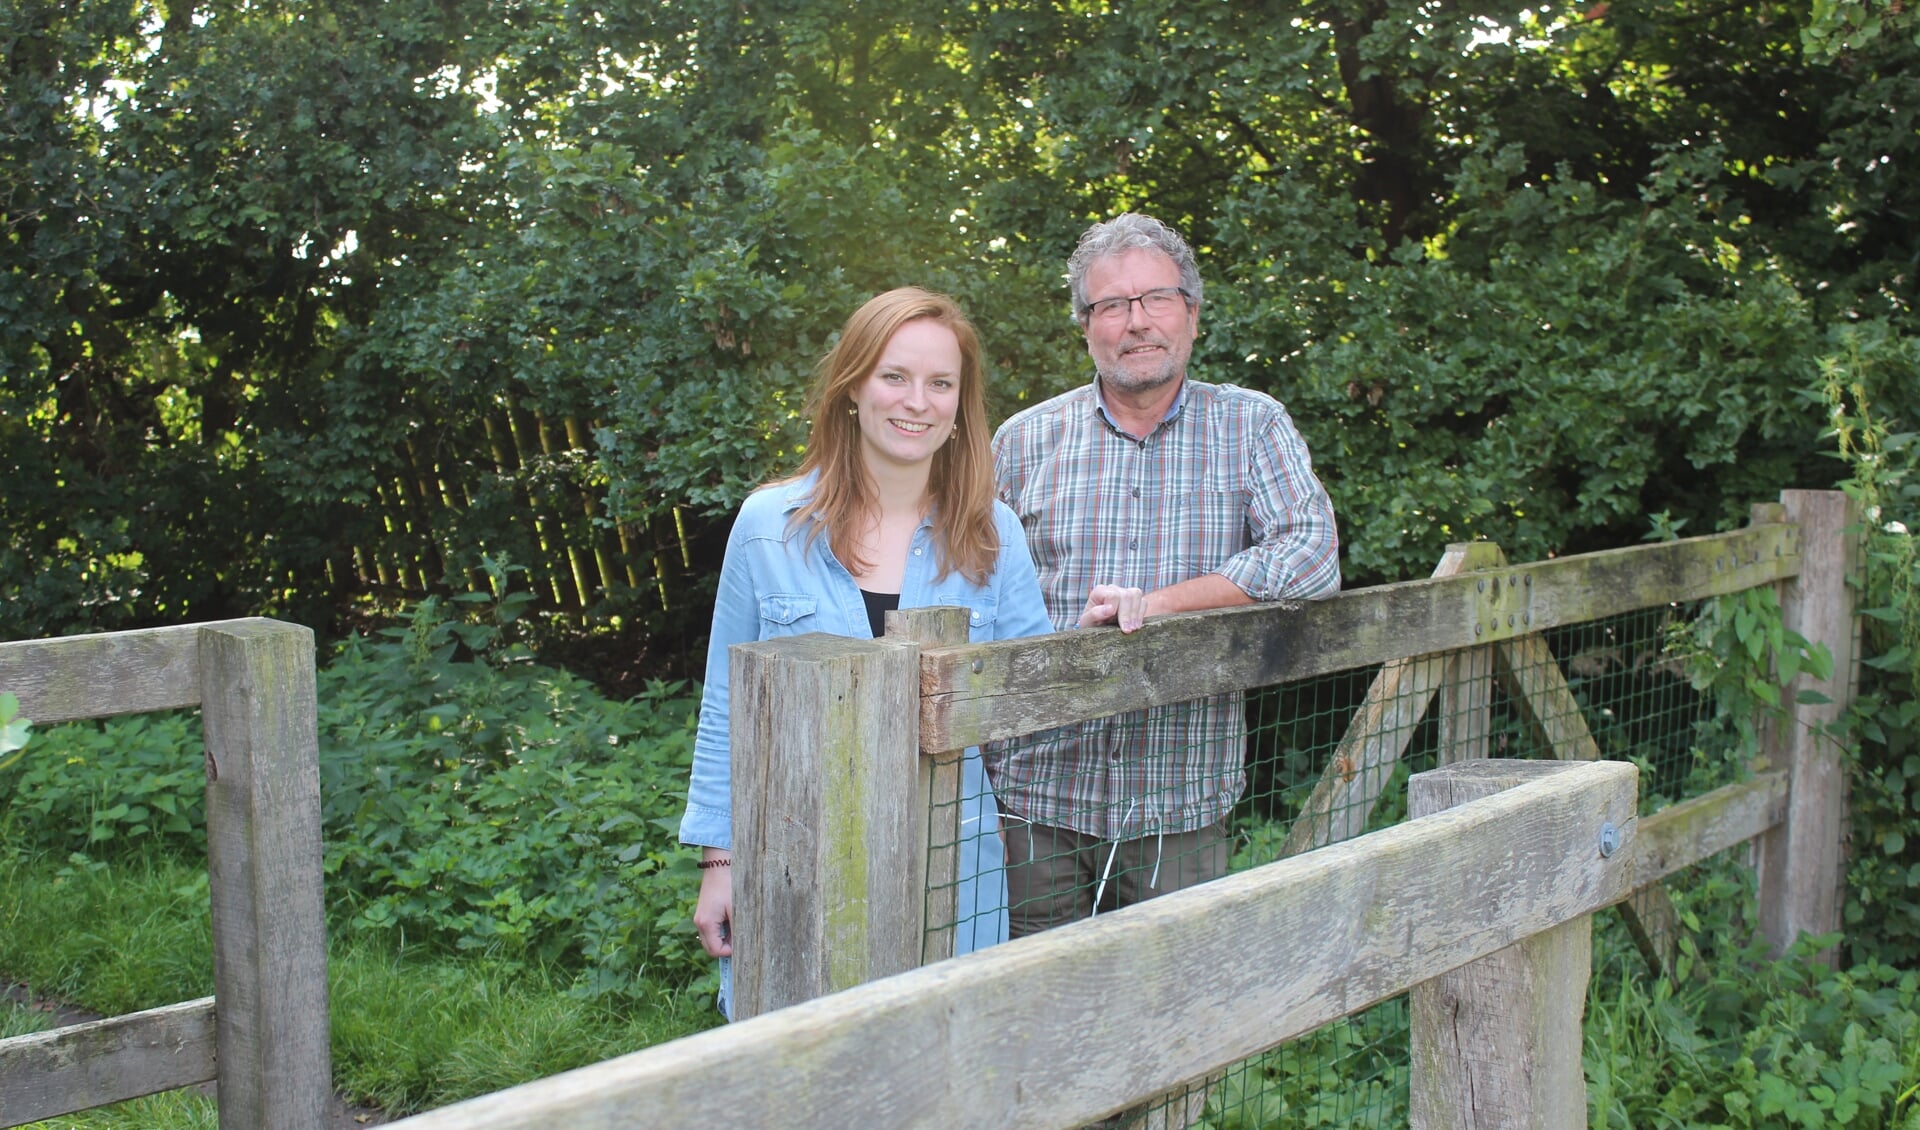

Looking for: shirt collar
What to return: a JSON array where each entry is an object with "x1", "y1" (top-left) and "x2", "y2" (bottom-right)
[
  {"x1": 780, "y1": 468, "x2": 936, "y2": 532},
  {"x1": 1093, "y1": 377, "x2": 1189, "y2": 438}
]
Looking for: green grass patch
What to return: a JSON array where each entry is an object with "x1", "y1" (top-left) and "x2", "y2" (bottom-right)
[
  {"x1": 0, "y1": 850, "x2": 213, "y2": 1015},
  {"x1": 2, "y1": 998, "x2": 54, "y2": 1039},
  {"x1": 0, "y1": 847, "x2": 721, "y2": 1118},
  {"x1": 329, "y1": 936, "x2": 717, "y2": 1114}
]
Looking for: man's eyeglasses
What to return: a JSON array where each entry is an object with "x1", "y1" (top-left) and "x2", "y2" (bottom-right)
[{"x1": 1084, "y1": 287, "x2": 1192, "y2": 323}]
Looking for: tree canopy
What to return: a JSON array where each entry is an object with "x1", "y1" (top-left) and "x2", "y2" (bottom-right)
[{"x1": 4, "y1": 0, "x2": 1914, "y2": 666}]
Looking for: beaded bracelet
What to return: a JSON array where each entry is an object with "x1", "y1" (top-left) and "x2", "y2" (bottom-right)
[{"x1": 697, "y1": 858, "x2": 732, "y2": 869}]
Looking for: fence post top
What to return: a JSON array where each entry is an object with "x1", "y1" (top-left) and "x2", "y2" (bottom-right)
[
  {"x1": 733, "y1": 631, "x2": 917, "y2": 662},
  {"x1": 1409, "y1": 758, "x2": 1639, "y2": 817},
  {"x1": 198, "y1": 618, "x2": 314, "y2": 642}
]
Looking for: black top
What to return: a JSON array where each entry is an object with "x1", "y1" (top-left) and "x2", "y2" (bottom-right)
[{"x1": 860, "y1": 588, "x2": 901, "y2": 639}]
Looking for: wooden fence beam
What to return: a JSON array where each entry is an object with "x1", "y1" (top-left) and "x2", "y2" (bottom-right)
[
  {"x1": 922, "y1": 523, "x2": 1801, "y2": 750},
  {"x1": 0, "y1": 998, "x2": 216, "y2": 1128},
  {"x1": 200, "y1": 621, "x2": 331, "y2": 1130},
  {"x1": 1410, "y1": 761, "x2": 1592, "y2": 1129},
  {"x1": 731, "y1": 632, "x2": 922, "y2": 1019},
  {"x1": 1759, "y1": 489, "x2": 1859, "y2": 961},
  {"x1": 1619, "y1": 771, "x2": 1789, "y2": 894},
  {"x1": 0, "y1": 620, "x2": 258, "y2": 724}
]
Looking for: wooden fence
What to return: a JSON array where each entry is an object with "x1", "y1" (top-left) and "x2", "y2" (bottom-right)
[
  {"x1": 0, "y1": 489, "x2": 1857, "y2": 1128},
  {"x1": 0, "y1": 619, "x2": 330, "y2": 1130},
  {"x1": 376, "y1": 488, "x2": 1855, "y2": 1127},
  {"x1": 342, "y1": 400, "x2": 694, "y2": 620}
]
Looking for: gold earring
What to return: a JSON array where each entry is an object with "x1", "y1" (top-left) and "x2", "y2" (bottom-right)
[{"x1": 848, "y1": 405, "x2": 858, "y2": 416}]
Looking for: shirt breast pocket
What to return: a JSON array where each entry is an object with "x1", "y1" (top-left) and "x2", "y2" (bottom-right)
[
  {"x1": 758, "y1": 594, "x2": 819, "y2": 639},
  {"x1": 960, "y1": 599, "x2": 999, "y2": 643}
]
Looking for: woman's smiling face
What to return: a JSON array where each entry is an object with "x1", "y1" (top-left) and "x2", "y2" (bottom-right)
[{"x1": 851, "y1": 317, "x2": 962, "y2": 474}]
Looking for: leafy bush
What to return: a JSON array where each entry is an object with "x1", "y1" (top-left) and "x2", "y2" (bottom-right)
[
  {"x1": 318, "y1": 599, "x2": 705, "y2": 993},
  {"x1": 1822, "y1": 324, "x2": 1920, "y2": 967},
  {"x1": 1588, "y1": 865, "x2": 1920, "y2": 1129},
  {"x1": 0, "y1": 594, "x2": 710, "y2": 996},
  {"x1": 1207, "y1": 143, "x2": 1837, "y2": 586},
  {"x1": 0, "y1": 711, "x2": 205, "y2": 851}
]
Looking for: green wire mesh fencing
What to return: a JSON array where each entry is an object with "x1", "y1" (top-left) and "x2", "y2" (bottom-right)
[{"x1": 928, "y1": 598, "x2": 1761, "y2": 1128}]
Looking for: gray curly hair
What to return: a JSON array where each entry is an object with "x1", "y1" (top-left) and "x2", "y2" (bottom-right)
[{"x1": 1065, "y1": 212, "x2": 1203, "y2": 323}]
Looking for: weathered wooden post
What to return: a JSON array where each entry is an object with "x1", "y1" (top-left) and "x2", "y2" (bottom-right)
[
  {"x1": 730, "y1": 632, "x2": 923, "y2": 1019},
  {"x1": 1409, "y1": 759, "x2": 1601, "y2": 1129},
  {"x1": 199, "y1": 620, "x2": 332, "y2": 1130},
  {"x1": 884, "y1": 607, "x2": 972, "y2": 965},
  {"x1": 1437, "y1": 542, "x2": 1503, "y2": 765},
  {"x1": 1758, "y1": 489, "x2": 1858, "y2": 960}
]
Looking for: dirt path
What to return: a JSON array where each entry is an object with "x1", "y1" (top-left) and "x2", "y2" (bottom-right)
[{"x1": 3, "y1": 983, "x2": 388, "y2": 1127}]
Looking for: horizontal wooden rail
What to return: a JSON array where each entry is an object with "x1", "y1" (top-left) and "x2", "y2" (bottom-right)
[
  {"x1": 922, "y1": 521, "x2": 1800, "y2": 749},
  {"x1": 0, "y1": 998, "x2": 216, "y2": 1128},
  {"x1": 382, "y1": 761, "x2": 1638, "y2": 1130},
  {"x1": 1618, "y1": 771, "x2": 1789, "y2": 896},
  {"x1": 0, "y1": 619, "x2": 263, "y2": 725}
]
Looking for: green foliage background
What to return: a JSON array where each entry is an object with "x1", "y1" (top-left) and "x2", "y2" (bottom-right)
[{"x1": 4, "y1": 0, "x2": 1914, "y2": 668}]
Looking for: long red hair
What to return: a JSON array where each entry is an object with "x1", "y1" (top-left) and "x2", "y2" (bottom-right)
[{"x1": 783, "y1": 287, "x2": 999, "y2": 585}]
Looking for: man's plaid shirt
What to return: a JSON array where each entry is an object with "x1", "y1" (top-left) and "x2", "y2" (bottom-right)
[{"x1": 988, "y1": 378, "x2": 1341, "y2": 840}]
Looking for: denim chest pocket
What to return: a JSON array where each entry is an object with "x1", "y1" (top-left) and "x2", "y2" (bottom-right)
[
  {"x1": 758, "y1": 594, "x2": 819, "y2": 638},
  {"x1": 926, "y1": 596, "x2": 997, "y2": 642}
]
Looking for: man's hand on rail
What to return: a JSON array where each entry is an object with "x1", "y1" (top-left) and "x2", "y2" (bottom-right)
[{"x1": 1078, "y1": 584, "x2": 1149, "y2": 633}]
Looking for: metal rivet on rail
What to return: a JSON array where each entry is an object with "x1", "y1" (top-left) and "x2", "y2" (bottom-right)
[
  {"x1": 1508, "y1": 615, "x2": 1516, "y2": 627},
  {"x1": 1598, "y1": 822, "x2": 1620, "y2": 858},
  {"x1": 1477, "y1": 579, "x2": 1486, "y2": 593},
  {"x1": 1523, "y1": 611, "x2": 1532, "y2": 625},
  {"x1": 1474, "y1": 623, "x2": 1483, "y2": 637},
  {"x1": 971, "y1": 658, "x2": 984, "y2": 674}
]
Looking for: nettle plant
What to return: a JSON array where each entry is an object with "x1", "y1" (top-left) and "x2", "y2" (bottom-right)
[{"x1": 314, "y1": 566, "x2": 708, "y2": 994}]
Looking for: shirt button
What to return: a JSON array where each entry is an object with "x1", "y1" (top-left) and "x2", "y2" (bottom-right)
[
  {"x1": 1130, "y1": 487, "x2": 1140, "y2": 498},
  {"x1": 912, "y1": 548, "x2": 923, "y2": 556},
  {"x1": 971, "y1": 612, "x2": 981, "y2": 622},
  {"x1": 1129, "y1": 538, "x2": 1139, "y2": 550}
]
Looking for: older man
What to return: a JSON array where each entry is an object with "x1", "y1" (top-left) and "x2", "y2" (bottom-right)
[{"x1": 989, "y1": 212, "x2": 1341, "y2": 937}]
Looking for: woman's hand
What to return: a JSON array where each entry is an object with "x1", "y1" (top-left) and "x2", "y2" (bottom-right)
[
  {"x1": 1077, "y1": 584, "x2": 1150, "y2": 633},
  {"x1": 694, "y1": 852, "x2": 734, "y2": 957}
]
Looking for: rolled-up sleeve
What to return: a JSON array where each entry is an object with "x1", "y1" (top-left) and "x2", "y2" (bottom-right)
[{"x1": 1212, "y1": 407, "x2": 1341, "y2": 601}]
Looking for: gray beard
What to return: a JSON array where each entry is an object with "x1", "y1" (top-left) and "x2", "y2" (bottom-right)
[{"x1": 1097, "y1": 357, "x2": 1183, "y2": 394}]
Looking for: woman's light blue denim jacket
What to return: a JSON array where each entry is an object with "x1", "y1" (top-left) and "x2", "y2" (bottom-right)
[{"x1": 679, "y1": 471, "x2": 1054, "y2": 1018}]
